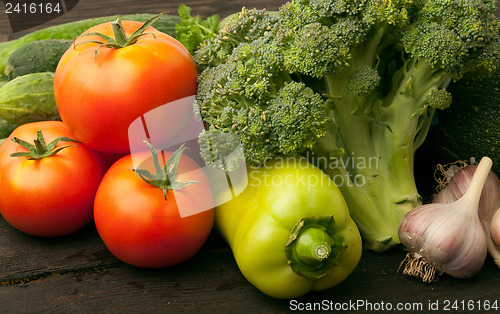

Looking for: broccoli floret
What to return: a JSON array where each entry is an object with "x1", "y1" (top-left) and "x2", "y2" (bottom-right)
[
  {"x1": 345, "y1": 64, "x2": 381, "y2": 96},
  {"x1": 198, "y1": 125, "x2": 246, "y2": 172},
  {"x1": 310, "y1": 0, "x2": 367, "y2": 16},
  {"x1": 195, "y1": 0, "x2": 500, "y2": 252},
  {"x1": 281, "y1": 22, "x2": 352, "y2": 78},
  {"x1": 195, "y1": 8, "x2": 278, "y2": 70},
  {"x1": 267, "y1": 82, "x2": 328, "y2": 155},
  {"x1": 426, "y1": 89, "x2": 453, "y2": 111},
  {"x1": 400, "y1": 0, "x2": 500, "y2": 78}
]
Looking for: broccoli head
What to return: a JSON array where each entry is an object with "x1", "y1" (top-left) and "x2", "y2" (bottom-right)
[{"x1": 194, "y1": 0, "x2": 500, "y2": 252}]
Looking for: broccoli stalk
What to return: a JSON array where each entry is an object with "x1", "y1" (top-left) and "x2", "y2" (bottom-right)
[
  {"x1": 194, "y1": 0, "x2": 500, "y2": 252},
  {"x1": 314, "y1": 18, "x2": 455, "y2": 250},
  {"x1": 317, "y1": 59, "x2": 452, "y2": 251}
]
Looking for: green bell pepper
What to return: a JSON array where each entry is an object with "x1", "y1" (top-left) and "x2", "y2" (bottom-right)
[{"x1": 215, "y1": 156, "x2": 362, "y2": 299}]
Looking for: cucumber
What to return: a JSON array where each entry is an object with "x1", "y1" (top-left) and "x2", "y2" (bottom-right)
[
  {"x1": 0, "y1": 75, "x2": 7, "y2": 88},
  {"x1": 0, "y1": 117, "x2": 18, "y2": 139},
  {"x1": 5, "y1": 39, "x2": 73, "y2": 80},
  {"x1": 0, "y1": 72, "x2": 60, "y2": 125},
  {"x1": 0, "y1": 14, "x2": 181, "y2": 78},
  {"x1": 425, "y1": 73, "x2": 499, "y2": 171},
  {"x1": 415, "y1": 71, "x2": 500, "y2": 197}
]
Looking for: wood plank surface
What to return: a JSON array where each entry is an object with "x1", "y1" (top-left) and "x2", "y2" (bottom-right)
[
  {"x1": 1, "y1": 0, "x2": 500, "y2": 312},
  {"x1": 0, "y1": 0, "x2": 280, "y2": 41}
]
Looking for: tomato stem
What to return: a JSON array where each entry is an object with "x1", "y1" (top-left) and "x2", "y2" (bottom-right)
[
  {"x1": 133, "y1": 141, "x2": 199, "y2": 200},
  {"x1": 74, "y1": 11, "x2": 167, "y2": 59},
  {"x1": 10, "y1": 131, "x2": 79, "y2": 160},
  {"x1": 112, "y1": 18, "x2": 128, "y2": 46},
  {"x1": 34, "y1": 137, "x2": 46, "y2": 155}
]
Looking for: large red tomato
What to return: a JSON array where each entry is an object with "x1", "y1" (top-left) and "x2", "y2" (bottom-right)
[
  {"x1": 0, "y1": 121, "x2": 107, "y2": 237},
  {"x1": 93, "y1": 143, "x2": 215, "y2": 268},
  {"x1": 54, "y1": 16, "x2": 198, "y2": 153}
]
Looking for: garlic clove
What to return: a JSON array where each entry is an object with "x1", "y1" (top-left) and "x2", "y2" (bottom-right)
[
  {"x1": 399, "y1": 202, "x2": 487, "y2": 281},
  {"x1": 432, "y1": 159, "x2": 500, "y2": 268},
  {"x1": 439, "y1": 217, "x2": 487, "y2": 278},
  {"x1": 491, "y1": 208, "x2": 500, "y2": 248},
  {"x1": 399, "y1": 157, "x2": 493, "y2": 282},
  {"x1": 433, "y1": 165, "x2": 475, "y2": 203}
]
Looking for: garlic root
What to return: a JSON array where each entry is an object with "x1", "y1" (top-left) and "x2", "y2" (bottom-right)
[{"x1": 400, "y1": 252, "x2": 443, "y2": 283}]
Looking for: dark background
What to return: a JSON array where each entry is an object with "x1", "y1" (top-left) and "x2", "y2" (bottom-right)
[{"x1": 1, "y1": 1, "x2": 500, "y2": 312}]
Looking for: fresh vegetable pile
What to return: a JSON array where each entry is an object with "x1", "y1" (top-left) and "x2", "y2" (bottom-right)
[
  {"x1": 194, "y1": 0, "x2": 500, "y2": 253},
  {"x1": 0, "y1": 0, "x2": 499, "y2": 301},
  {"x1": 0, "y1": 12, "x2": 216, "y2": 269}
]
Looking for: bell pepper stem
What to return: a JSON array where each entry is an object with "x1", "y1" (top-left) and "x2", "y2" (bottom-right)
[
  {"x1": 314, "y1": 244, "x2": 331, "y2": 260},
  {"x1": 285, "y1": 216, "x2": 347, "y2": 279},
  {"x1": 293, "y1": 227, "x2": 333, "y2": 265}
]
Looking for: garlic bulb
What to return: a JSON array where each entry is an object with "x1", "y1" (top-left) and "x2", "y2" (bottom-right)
[
  {"x1": 398, "y1": 157, "x2": 493, "y2": 282},
  {"x1": 491, "y1": 208, "x2": 500, "y2": 248},
  {"x1": 433, "y1": 160, "x2": 500, "y2": 267}
]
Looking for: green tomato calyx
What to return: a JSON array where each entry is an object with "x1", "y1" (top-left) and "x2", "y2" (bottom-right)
[
  {"x1": 75, "y1": 11, "x2": 167, "y2": 59},
  {"x1": 285, "y1": 216, "x2": 347, "y2": 279},
  {"x1": 10, "y1": 130, "x2": 79, "y2": 160},
  {"x1": 133, "y1": 141, "x2": 199, "y2": 200}
]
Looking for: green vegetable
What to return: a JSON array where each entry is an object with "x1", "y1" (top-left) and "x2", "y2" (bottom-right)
[
  {"x1": 0, "y1": 72, "x2": 60, "y2": 124},
  {"x1": 0, "y1": 117, "x2": 18, "y2": 139},
  {"x1": 195, "y1": 0, "x2": 500, "y2": 252},
  {"x1": 215, "y1": 157, "x2": 362, "y2": 299},
  {"x1": 5, "y1": 39, "x2": 73, "y2": 80},
  {"x1": 418, "y1": 70, "x2": 500, "y2": 178},
  {"x1": 0, "y1": 14, "x2": 181, "y2": 78},
  {"x1": 0, "y1": 75, "x2": 7, "y2": 88},
  {"x1": 175, "y1": 5, "x2": 220, "y2": 55}
]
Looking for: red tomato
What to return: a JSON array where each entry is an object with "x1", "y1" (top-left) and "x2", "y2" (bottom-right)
[
  {"x1": 0, "y1": 121, "x2": 106, "y2": 237},
  {"x1": 54, "y1": 19, "x2": 198, "y2": 153},
  {"x1": 93, "y1": 146, "x2": 215, "y2": 268}
]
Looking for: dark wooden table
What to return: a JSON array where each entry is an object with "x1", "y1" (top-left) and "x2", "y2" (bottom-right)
[{"x1": 1, "y1": 1, "x2": 499, "y2": 312}]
